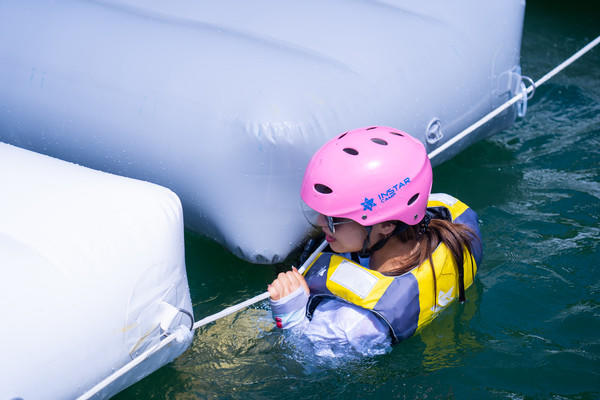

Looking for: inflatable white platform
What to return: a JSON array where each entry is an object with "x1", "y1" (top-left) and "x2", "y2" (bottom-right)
[
  {"x1": 0, "y1": 143, "x2": 194, "y2": 399},
  {"x1": 0, "y1": 0, "x2": 525, "y2": 263}
]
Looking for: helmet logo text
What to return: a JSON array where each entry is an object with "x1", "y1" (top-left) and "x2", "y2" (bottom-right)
[{"x1": 377, "y1": 177, "x2": 411, "y2": 204}]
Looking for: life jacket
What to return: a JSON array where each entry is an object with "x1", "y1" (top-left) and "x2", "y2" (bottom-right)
[{"x1": 302, "y1": 193, "x2": 482, "y2": 343}]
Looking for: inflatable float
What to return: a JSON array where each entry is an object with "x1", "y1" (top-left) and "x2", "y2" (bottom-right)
[
  {"x1": 0, "y1": 143, "x2": 194, "y2": 399},
  {"x1": 0, "y1": 0, "x2": 525, "y2": 262}
]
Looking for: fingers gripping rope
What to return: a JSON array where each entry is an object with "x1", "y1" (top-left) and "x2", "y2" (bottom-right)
[{"x1": 191, "y1": 239, "x2": 328, "y2": 332}]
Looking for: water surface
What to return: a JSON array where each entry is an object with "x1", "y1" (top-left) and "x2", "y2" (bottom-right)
[{"x1": 116, "y1": 2, "x2": 600, "y2": 398}]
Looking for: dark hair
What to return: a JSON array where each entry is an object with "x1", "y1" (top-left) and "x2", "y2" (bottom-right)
[{"x1": 386, "y1": 219, "x2": 478, "y2": 301}]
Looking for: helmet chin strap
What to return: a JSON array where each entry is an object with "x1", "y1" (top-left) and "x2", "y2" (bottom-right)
[
  {"x1": 358, "y1": 222, "x2": 410, "y2": 258},
  {"x1": 358, "y1": 226, "x2": 374, "y2": 258}
]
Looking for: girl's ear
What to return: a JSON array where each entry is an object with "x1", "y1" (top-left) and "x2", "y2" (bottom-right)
[{"x1": 377, "y1": 221, "x2": 397, "y2": 236}]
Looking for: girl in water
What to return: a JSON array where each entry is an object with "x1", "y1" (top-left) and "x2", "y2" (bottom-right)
[{"x1": 268, "y1": 126, "x2": 482, "y2": 356}]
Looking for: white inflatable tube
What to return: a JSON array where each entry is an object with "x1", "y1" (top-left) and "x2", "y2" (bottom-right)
[
  {"x1": 0, "y1": 0, "x2": 525, "y2": 263},
  {"x1": 0, "y1": 143, "x2": 194, "y2": 399}
]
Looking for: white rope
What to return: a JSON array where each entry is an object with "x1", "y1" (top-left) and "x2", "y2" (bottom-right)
[
  {"x1": 77, "y1": 333, "x2": 180, "y2": 400},
  {"x1": 428, "y1": 35, "x2": 600, "y2": 160},
  {"x1": 534, "y1": 35, "x2": 600, "y2": 87},
  {"x1": 76, "y1": 239, "x2": 328, "y2": 400},
  {"x1": 191, "y1": 239, "x2": 327, "y2": 331},
  {"x1": 77, "y1": 34, "x2": 600, "y2": 400}
]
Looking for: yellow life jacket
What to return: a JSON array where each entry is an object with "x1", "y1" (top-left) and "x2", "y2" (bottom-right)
[{"x1": 302, "y1": 193, "x2": 481, "y2": 343}]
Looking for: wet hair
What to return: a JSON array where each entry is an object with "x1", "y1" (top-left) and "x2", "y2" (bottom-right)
[{"x1": 386, "y1": 218, "x2": 478, "y2": 302}]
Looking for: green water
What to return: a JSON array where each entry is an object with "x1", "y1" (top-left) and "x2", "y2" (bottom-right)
[{"x1": 116, "y1": 2, "x2": 599, "y2": 399}]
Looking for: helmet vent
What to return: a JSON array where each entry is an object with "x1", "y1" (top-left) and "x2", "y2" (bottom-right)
[
  {"x1": 338, "y1": 132, "x2": 348, "y2": 139},
  {"x1": 371, "y1": 138, "x2": 388, "y2": 145},
  {"x1": 366, "y1": 126, "x2": 377, "y2": 130},
  {"x1": 407, "y1": 193, "x2": 419, "y2": 205},
  {"x1": 343, "y1": 148, "x2": 359, "y2": 155},
  {"x1": 389, "y1": 131, "x2": 404, "y2": 137},
  {"x1": 314, "y1": 184, "x2": 333, "y2": 194}
]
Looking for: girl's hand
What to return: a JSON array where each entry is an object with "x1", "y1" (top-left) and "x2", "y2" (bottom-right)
[{"x1": 268, "y1": 267, "x2": 309, "y2": 301}]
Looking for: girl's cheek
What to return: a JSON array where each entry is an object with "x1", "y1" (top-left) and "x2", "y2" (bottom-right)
[{"x1": 331, "y1": 236, "x2": 360, "y2": 253}]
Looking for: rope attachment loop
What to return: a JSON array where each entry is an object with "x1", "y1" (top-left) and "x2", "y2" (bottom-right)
[
  {"x1": 516, "y1": 75, "x2": 536, "y2": 118},
  {"x1": 429, "y1": 34, "x2": 599, "y2": 161}
]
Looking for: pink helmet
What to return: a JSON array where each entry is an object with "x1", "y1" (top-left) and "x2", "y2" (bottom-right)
[{"x1": 301, "y1": 126, "x2": 432, "y2": 226}]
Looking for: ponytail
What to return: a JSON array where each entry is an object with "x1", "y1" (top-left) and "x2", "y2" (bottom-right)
[{"x1": 386, "y1": 217, "x2": 478, "y2": 302}]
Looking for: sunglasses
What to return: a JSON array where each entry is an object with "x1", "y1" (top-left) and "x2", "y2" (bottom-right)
[{"x1": 325, "y1": 215, "x2": 353, "y2": 234}]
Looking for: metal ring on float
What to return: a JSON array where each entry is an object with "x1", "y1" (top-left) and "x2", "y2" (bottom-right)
[
  {"x1": 522, "y1": 75, "x2": 536, "y2": 100},
  {"x1": 177, "y1": 307, "x2": 195, "y2": 332}
]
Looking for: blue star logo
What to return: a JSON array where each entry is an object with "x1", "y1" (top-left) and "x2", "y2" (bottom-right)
[{"x1": 361, "y1": 197, "x2": 377, "y2": 211}]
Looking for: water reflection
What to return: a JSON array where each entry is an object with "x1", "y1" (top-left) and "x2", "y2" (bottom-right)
[{"x1": 418, "y1": 281, "x2": 484, "y2": 372}]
